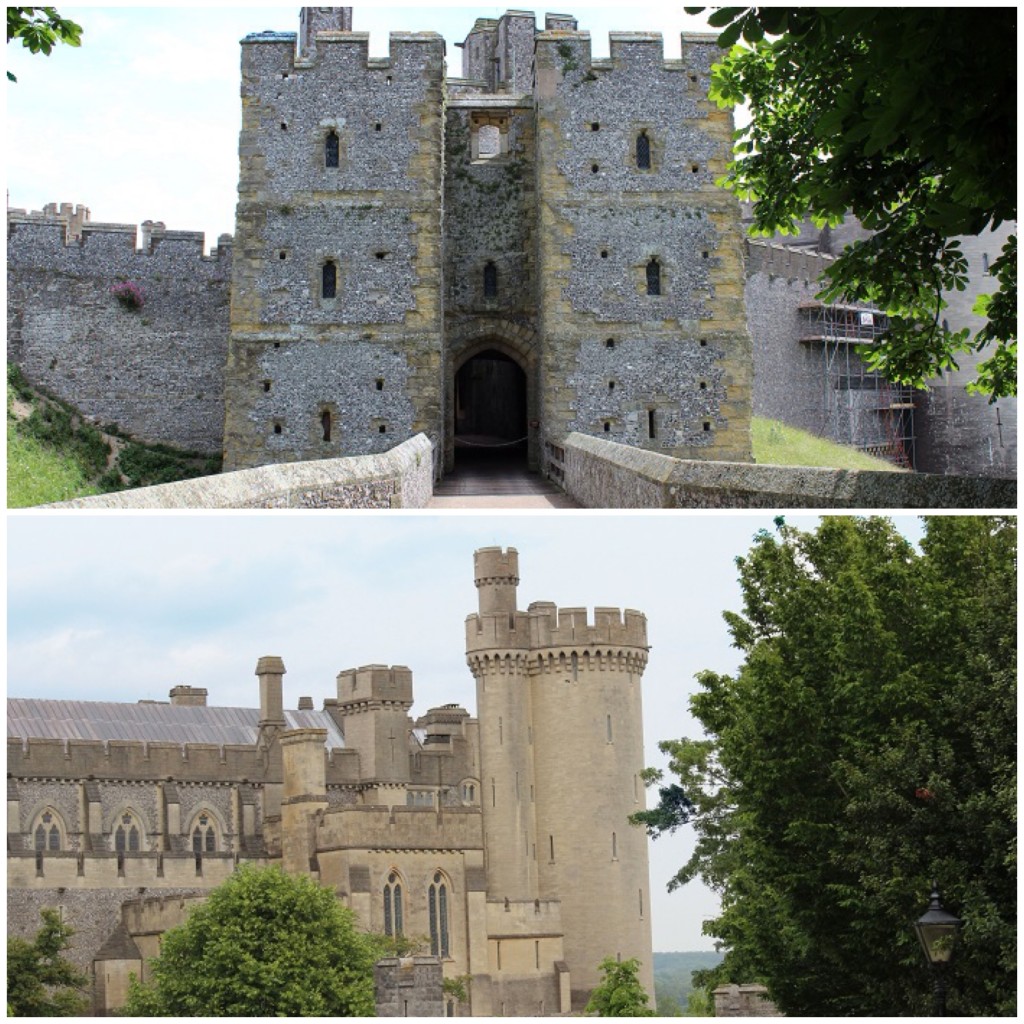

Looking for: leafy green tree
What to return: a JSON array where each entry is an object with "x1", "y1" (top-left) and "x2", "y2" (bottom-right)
[
  {"x1": 7, "y1": 7, "x2": 82, "y2": 81},
  {"x1": 684, "y1": 987, "x2": 714, "y2": 1016},
  {"x1": 584, "y1": 957, "x2": 656, "y2": 1016},
  {"x1": 634, "y1": 517, "x2": 1016, "y2": 1016},
  {"x1": 7, "y1": 908, "x2": 89, "y2": 1016},
  {"x1": 688, "y1": 8, "x2": 1016, "y2": 397},
  {"x1": 122, "y1": 865, "x2": 379, "y2": 1016}
]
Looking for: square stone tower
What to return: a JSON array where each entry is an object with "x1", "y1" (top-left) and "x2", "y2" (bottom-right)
[{"x1": 223, "y1": 13, "x2": 446, "y2": 470}]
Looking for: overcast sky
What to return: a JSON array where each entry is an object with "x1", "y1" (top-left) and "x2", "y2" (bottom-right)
[
  {"x1": 7, "y1": 512, "x2": 928, "y2": 951},
  {"x1": 6, "y1": 3, "x2": 716, "y2": 249}
]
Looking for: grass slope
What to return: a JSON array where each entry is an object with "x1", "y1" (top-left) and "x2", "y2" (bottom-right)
[
  {"x1": 752, "y1": 416, "x2": 905, "y2": 471},
  {"x1": 7, "y1": 364, "x2": 221, "y2": 508}
]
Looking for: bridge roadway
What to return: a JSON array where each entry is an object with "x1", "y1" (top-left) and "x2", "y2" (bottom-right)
[{"x1": 426, "y1": 443, "x2": 579, "y2": 509}]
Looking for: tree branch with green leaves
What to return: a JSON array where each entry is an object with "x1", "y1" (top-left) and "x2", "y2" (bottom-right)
[{"x1": 687, "y1": 7, "x2": 1016, "y2": 397}]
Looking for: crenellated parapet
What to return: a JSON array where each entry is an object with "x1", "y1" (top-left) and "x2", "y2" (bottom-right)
[
  {"x1": 6, "y1": 735, "x2": 352, "y2": 784},
  {"x1": 466, "y1": 602, "x2": 647, "y2": 660}
]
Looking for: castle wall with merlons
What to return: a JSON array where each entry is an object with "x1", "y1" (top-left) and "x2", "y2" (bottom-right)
[{"x1": 6, "y1": 212, "x2": 230, "y2": 455}]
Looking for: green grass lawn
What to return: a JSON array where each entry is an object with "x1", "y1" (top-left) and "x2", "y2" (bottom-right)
[
  {"x1": 751, "y1": 416, "x2": 905, "y2": 471},
  {"x1": 7, "y1": 403, "x2": 100, "y2": 507},
  {"x1": 7, "y1": 366, "x2": 222, "y2": 507}
]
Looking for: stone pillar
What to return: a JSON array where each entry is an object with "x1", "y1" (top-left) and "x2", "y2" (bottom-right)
[{"x1": 280, "y1": 728, "x2": 328, "y2": 876}]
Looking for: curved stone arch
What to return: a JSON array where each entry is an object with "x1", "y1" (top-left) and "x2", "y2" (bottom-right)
[
  {"x1": 186, "y1": 805, "x2": 225, "y2": 854},
  {"x1": 445, "y1": 319, "x2": 541, "y2": 473},
  {"x1": 108, "y1": 804, "x2": 149, "y2": 853},
  {"x1": 382, "y1": 866, "x2": 407, "y2": 938},
  {"x1": 426, "y1": 867, "x2": 454, "y2": 959},
  {"x1": 29, "y1": 805, "x2": 69, "y2": 852}
]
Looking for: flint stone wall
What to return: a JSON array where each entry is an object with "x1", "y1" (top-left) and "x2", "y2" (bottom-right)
[
  {"x1": 557, "y1": 432, "x2": 1016, "y2": 509},
  {"x1": 45, "y1": 433, "x2": 434, "y2": 509}
]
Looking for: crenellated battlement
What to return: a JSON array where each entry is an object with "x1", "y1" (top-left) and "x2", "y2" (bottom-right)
[
  {"x1": 6, "y1": 735, "x2": 351, "y2": 784},
  {"x1": 466, "y1": 602, "x2": 647, "y2": 655},
  {"x1": 242, "y1": 28, "x2": 445, "y2": 78},
  {"x1": 7, "y1": 209, "x2": 230, "y2": 261},
  {"x1": 316, "y1": 801, "x2": 484, "y2": 852}
]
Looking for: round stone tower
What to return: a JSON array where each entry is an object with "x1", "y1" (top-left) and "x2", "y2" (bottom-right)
[
  {"x1": 465, "y1": 547, "x2": 654, "y2": 1009},
  {"x1": 466, "y1": 547, "x2": 538, "y2": 901},
  {"x1": 529, "y1": 600, "x2": 653, "y2": 1008}
]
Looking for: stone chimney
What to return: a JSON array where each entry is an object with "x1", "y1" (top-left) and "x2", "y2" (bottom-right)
[{"x1": 168, "y1": 686, "x2": 207, "y2": 707}]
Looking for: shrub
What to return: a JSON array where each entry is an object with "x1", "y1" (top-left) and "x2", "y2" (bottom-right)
[{"x1": 110, "y1": 280, "x2": 145, "y2": 309}]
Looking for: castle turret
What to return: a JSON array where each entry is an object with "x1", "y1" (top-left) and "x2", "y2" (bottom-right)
[
  {"x1": 529, "y1": 603, "x2": 653, "y2": 1008},
  {"x1": 466, "y1": 547, "x2": 654, "y2": 1011},
  {"x1": 335, "y1": 665, "x2": 414, "y2": 799},
  {"x1": 280, "y1": 727, "x2": 329, "y2": 875},
  {"x1": 467, "y1": 547, "x2": 538, "y2": 902}
]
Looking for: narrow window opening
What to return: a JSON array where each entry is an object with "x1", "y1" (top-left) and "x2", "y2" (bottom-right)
[
  {"x1": 273, "y1": 423, "x2": 282, "y2": 435},
  {"x1": 639, "y1": 888, "x2": 644, "y2": 917},
  {"x1": 605, "y1": 338, "x2": 615, "y2": 349},
  {"x1": 590, "y1": 122, "x2": 600, "y2": 131},
  {"x1": 600, "y1": 248, "x2": 608, "y2": 259},
  {"x1": 35, "y1": 825, "x2": 46, "y2": 851},
  {"x1": 278, "y1": 250, "x2": 287, "y2": 260},
  {"x1": 535, "y1": 940, "x2": 540, "y2": 968},
  {"x1": 386, "y1": 76, "x2": 393, "y2": 86},
  {"x1": 322, "y1": 410, "x2": 332, "y2": 442},
  {"x1": 263, "y1": 380, "x2": 271, "y2": 393},
  {"x1": 378, "y1": 424, "x2": 386, "y2": 433},
  {"x1": 612, "y1": 831, "x2": 617, "y2": 858},
  {"x1": 691, "y1": 163, "x2": 700, "y2": 174},
  {"x1": 647, "y1": 409, "x2": 656, "y2": 439},
  {"x1": 607, "y1": 714, "x2": 613, "y2": 742},
  {"x1": 702, "y1": 250, "x2": 709, "y2": 260},
  {"x1": 375, "y1": 250, "x2": 387, "y2": 260},
  {"x1": 603, "y1": 421, "x2": 611, "y2": 433},
  {"x1": 273, "y1": 342, "x2": 281, "y2": 349},
  {"x1": 591, "y1": 163, "x2": 599, "y2": 174},
  {"x1": 699, "y1": 381, "x2": 707, "y2": 390},
  {"x1": 374, "y1": 122, "x2": 382, "y2": 132},
  {"x1": 571, "y1": 652, "x2": 579, "y2": 681},
  {"x1": 699, "y1": 338, "x2": 708, "y2": 347},
  {"x1": 325, "y1": 130, "x2": 340, "y2": 168},
  {"x1": 549, "y1": 835, "x2": 555, "y2": 861},
  {"x1": 703, "y1": 421, "x2": 711, "y2": 432},
  {"x1": 636, "y1": 130, "x2": 651, "y2": 170},
  {"x1": 646, "y1": 258, "x2": 661, "y2": 296},
  {"x1": 280, "y1": 122, "x2": 288, "y2": 131},
  {"x1": 483, "y1": 260, "x2": 498, "y2": 298},
  {"x1": 689, "y1": 74, "x2": 698, "y2": 83},
  {"x1": 35, "y1": 850, "x2": 44, "y2": 875},
  {"x1": 322, "y1": 260, "x2": 338, "y2": 299},
  {"x1": 492, "y1": 778, "x2": 496, "y2": 807},
  {"x1": 608, "y1": 380, "x2": 615, "y2": 391},
  {"x1": 376, "y1": 377, "x2": 385, "y2": 391},
  {"x1": 982, "y1": 253, "x2": 990, "y2": 274}
]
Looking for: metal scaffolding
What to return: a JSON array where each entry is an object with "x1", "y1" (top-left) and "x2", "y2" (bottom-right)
[{"x1": 799, "y1": 302, "x2": 916, "y2": 468}]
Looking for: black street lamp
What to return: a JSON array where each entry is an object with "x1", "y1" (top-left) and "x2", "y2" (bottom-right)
[{"x1": 914, "y1": 883, "x2": 962, "y2": 1016}]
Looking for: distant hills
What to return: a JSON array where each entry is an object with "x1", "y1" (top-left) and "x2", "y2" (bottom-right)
[{"x1": 653, "y1": 951, "x2": 724, "y2": 1014}]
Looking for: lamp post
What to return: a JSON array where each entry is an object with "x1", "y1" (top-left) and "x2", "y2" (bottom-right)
[{"x1": 914, "y1": 883, "x2": 962, "y2": 1016}]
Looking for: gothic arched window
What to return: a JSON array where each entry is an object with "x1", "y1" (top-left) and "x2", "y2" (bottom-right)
[
  {"x1": 636, "y1": 130, "x2": 651, "y2": 170},
  {"x1": 646, "y1": 258, "x2": 661, "y2": 296},
  {"x1": 325, "y1": 130, "x2": 340, "y2": 169},
  {"x1": 483, "y1": 261, "x2": 498, "y2": 298},
  {"x1": 384, "y1": 871, "x2": 404, "y2": 937},
  {"x1": 322, "y1": 261, "x2": 338, "y2": 299},
  {"x1": 33, "y1": 809, "x2": 62, "y2": 852},
  {"x1": 115, "y1": 811, "x2": 142, "y2": 853},
  {"x1": 191, "y1": 812, "x2": 217, "y2": 854},
  {"x1": 428, "y1": 872, "x2": 450, "y2": 958}
]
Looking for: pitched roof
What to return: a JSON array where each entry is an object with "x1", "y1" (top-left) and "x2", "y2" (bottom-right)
[{"x1": 7, "y1": 698, "x2": 345, "y2": 749}]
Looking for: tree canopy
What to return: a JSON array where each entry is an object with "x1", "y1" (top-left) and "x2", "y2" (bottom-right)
[
  {"x1": 6, "y1": 7, "x2": 82, "y2": 81},
  {"x1": 584, "y1": 957, "x2": 656, "y2": 1017},
  {"x1": 7, "y1": 908, "x2": 90, "y2": 1016},
  {"x1": 634, "y1": 516, "x2": 1016, "y2": 1016},
  {"x1": 689, "y1": 7, "x2": 1016, "y2": 397},
  {"x1": 122, "y1": 865, "x2": 380, "y2": 1016}
]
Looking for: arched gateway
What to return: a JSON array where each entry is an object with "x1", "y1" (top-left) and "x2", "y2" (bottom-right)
[{"x1": 445, "y1": 327, "x2": 539, "y2": 473}]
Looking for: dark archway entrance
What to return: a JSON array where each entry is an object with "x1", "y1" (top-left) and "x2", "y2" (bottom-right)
[{"x1": 454, "y1": 349, "x2": 528, "y2": 467}]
